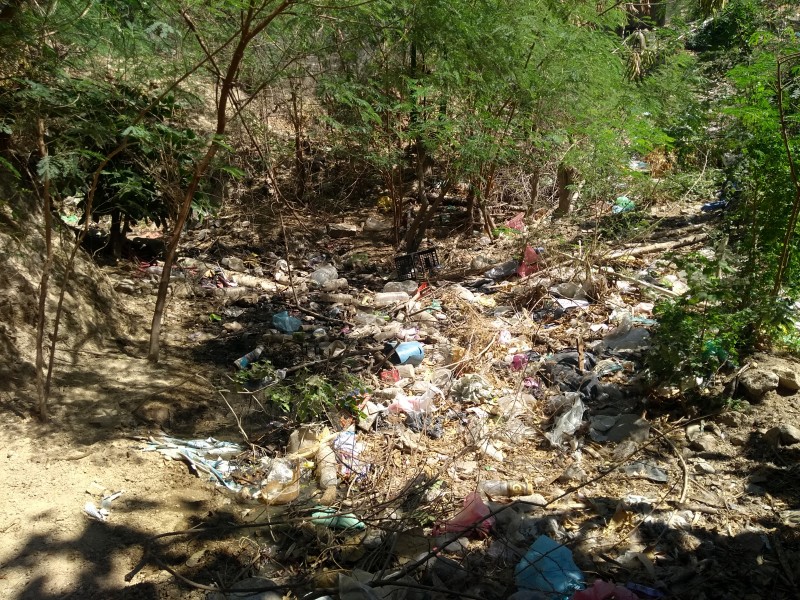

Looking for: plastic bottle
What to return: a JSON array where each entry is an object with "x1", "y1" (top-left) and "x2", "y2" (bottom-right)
[
  {"x1": 383, "y1": 280, "x2": 419, "y2": 294},
  {"x1": 374, "y1": 291, "x2": 410, "y2": 306},
  {"x1": 234, "y1": 346, "x2": 264, "y2": 369},
  {"x1": 319, "y1": 293, "x2": 354, "y2": 305},
  {"x1": 309, "y1": 264, "x2": 338, "y2": 285},
  {"x1": 479, "y1": 480, "x2": 532, "y2": 497},
  {"x1": 321, "y1": 277, "x2": 348, "y2": 291}
]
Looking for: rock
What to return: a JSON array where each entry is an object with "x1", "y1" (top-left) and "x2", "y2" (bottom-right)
[
  {"x1": 114, "y1": 280, "x2": 138, "y2": 295},
  {"x1": 363, "y1": 215, "x2": 392, "y2": 232},
  {"x1": 685, "y1": 423, "x2": 702, "y2": 441},
  {"x1": 718, "y1": 412, "x2": 744, "y2": 428},
  {"x1": 739, "y1": 368, "x2": 779, "y2": 402},
  {"x1": 763, "y1": 424, "x2": 800, "y2": 447},
  {"x1": 694, "y1": 461, "x2": 716, "y2": 474},
  {"x1": 221, "y1": 256, "x2": 246, "y2": 272},
  {"x1": 771, "y1": 365, "x2": 800, "y2": 391},
  {"x1": 133, "y1": 401, "x2": 171, "y2": 426},
  {"x1": 751, "y1": 353, "x2": 800, "y2": 391},
  {"x1": 730, "y1": 433, "x2": 749, "y2": 447},
  {"x1": 689, "y1": 434, "x2": 718, "y2": 453},
  {"x1": 327, "y1": 222, "x2": 361, "y2": 238}
]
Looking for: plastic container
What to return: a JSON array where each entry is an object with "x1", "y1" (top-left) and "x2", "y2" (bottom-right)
[
  {"x1": 515, "y1": 535, "x2": 584, "y2": 598},
  {"x1": 383, "y1": 280, "x2": 419, "y2": 294},
  {"x1": 479, "y1": 480, "x2": 532, "y2": 497},
  {"x1": 272, "y1": 310, "x2": 302, "y2": 333},
  {"x1": 374, "y1": 291, "x2": 410, "y2": 307},
  {"x1": 309, "y1": 264, "x2": 338, "y2": 285},
  {"x1": 234, "y1": 346, "x2": 264, "y2": 369},
  {"x1": 259, "y1": 458, "x2": 300, "y2": 505},
  {"x1": 321, "y1": 277, "x2": 348, "y2": 291},
  {"x1": 319, "y1": 293, "x2": 355, "y2": 305},
  {"x1": 384, "y1": 341, "x2": 424, "y2": 366}
]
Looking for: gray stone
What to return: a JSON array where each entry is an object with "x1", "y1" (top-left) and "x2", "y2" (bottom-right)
[
  {"x1": 221, "y1": 256, "x2": 246, "y2": 272},
  {"x1": 690, "y1": 433, "x2": 718, "y2": 453},
  {"x1": 327, "y1": 222, "x2": 361, "y2": 238},
  {"x1": 363, "y1": 215, "x2": 392, "y2": 232},
  {"x1": 718, "y1": 412, "x2": 744, "y2": 428},
  {"x1": 694, "y1": 461, "x2": 716, "y2": 474},
  {"x1": 114, "y1": 280, "x2": 138, "y2": 295},
  {"x1": 772, "y1": 365, "x2": 800, "y2": 391},
  {"x1": 739, "y1": 368, "x2": 779, "y2": 402},
  {"x1": 764, "y1": 424, "x2": 800, "y2": 447}
]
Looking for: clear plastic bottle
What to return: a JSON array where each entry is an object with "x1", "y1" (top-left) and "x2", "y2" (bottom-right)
[
  {"x1": 309, "y1": 264, "x2": 338, "y2": 285},
  {"x1": 319, "y1": 293, "x2": 354, "y2": 305},
  {"x1": 374, "y1": 291, "x2": 410, "y2": 306},
  {"x1": 479, "y1": 480, "x2": 532, "y2": 497}
]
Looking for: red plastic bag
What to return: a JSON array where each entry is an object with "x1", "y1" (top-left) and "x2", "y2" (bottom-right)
[
  {"x1": 435, "y1": 492, "x2": 495, "y2": 537},
  {"x1": 516, "y1": 245, "x2": 541, "y2": 277}
]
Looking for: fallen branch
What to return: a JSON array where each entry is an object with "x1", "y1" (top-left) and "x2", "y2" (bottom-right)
[
  {"x1": 615, "y1": 272, "x2": 681, "y2": 298},
  {"x1": 603, "y1": 233, "x2": 708, "y2": 261}
]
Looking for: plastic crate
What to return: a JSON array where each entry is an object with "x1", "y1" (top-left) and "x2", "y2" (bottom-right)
[{"x1": 394, "y1": 247, "x2": 440, "y2": 280}]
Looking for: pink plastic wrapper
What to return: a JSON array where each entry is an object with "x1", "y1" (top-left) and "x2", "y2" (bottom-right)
[
  {"x1": 435, "y1": 492, "x2": 494, "y2": 537},
  {"x1": 516, "y1": 245, "x2": 540, "y2": 277},
  {"x1": 572, "y1": 580, "x2": 640, "y2": 600},
  {"x1": 511, "y1": 354, "x2": 529, "y2": 371}
]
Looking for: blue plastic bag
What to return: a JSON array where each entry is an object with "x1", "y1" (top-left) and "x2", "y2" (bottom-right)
[
  {"x1": 272, "y1": 310, "x2": 302, "y2": 333},
  {"x1": 514, "y1": 535, "x2": 584, "y2": 599}
]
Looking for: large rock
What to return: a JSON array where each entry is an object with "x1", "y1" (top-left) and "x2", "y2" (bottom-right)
[
  {"x1": 327, "y1": 222, "x2": 361, "y2": 238},
  {"x1": 764, "y1": 425, "x2": 800, "y2": 447},
  {"x1": 739, "y1": 368, "x2": 779, "y2": 402},
  {"x1": 751, "y1": 354, "x2": 800, "y2": 391},
  {"x1": 221, "y1": 256, "x2": 246, "y2": 272}
]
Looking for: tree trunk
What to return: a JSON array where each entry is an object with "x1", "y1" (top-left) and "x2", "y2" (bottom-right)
[
  {"x1": 555, "y1": 162, "x2": 577, "y2": 216},
  {"x1": 148, "y1": 0, "x2": 294, "y2": 362},
  {"x1": 34, "y1": 118, "x2": 53, "y2": 420},
  {"x1": 290, "y1": 85, "x2": 306, "y2": 200},
  {"x1": 462, "y1": 182, "x2": 476, "y2": 232},
  {"x1": 108, "y1": 207, "x2": 124, "y2": 260},
  {"x1": 526, "y1": 167, "x2": 540, "y2": 218},
  {"x1": 409, "y1": 181, "x2": 451, "y2": 252}
]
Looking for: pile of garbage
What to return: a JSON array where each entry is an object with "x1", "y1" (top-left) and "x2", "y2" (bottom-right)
[{"x1": 124, "y1": 220, "x2": 725, "y2": 599}]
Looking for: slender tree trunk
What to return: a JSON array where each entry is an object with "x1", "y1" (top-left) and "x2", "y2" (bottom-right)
[
  {"x1": 555, "y1": 162, "x2": 577, "y2": 216},
  {"x1": 462, "y1": 181, "x2": 476, "y2": 232},
  {"x1": 34, "y1": 119, "x2": 53, "y2": 420},
  {"x1": 290, "y1": 84, "x2": 306, "y2": 200},
  {"x1": 410, "y1": 181, "x2": 451, "y2": 252},
  {"x1": 109, "y1": 207, "x2": 124, "y2": 260},
  {"x1": 148, "y1": 0, "x2": 294, "y2": 362},
  {"x1": 526, "y1": 167, "x2": 540, "y2": 218}
]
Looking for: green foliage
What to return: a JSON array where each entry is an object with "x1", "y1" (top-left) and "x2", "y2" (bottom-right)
[
  {"x1": 237, "y1": 361, "x2": 369, "y2": 423},
  {"x1": 688, "y1": 0, "x2": 763, "y2": 55}
]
